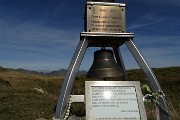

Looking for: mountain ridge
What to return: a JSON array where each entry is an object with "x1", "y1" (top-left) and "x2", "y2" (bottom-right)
[{"x1": 0, "y1": 66, "x2": 87, "y2": 76}]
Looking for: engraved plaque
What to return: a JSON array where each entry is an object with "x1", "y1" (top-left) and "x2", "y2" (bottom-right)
[
  {"x1": 86, "y1": 2, "x2": 126, "y2": 33},
  {"x1": 85, "y1": 81, "x2": 147, "y2": 120}
]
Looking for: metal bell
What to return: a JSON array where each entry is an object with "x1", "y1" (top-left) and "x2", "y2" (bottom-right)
[{"x1": 87, "y1": 49, "x2": 123, "y2": 78}]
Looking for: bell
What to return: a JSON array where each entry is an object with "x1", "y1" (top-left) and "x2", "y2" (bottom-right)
[{"x1": 87, "y1": 49, "x2": 123, "y2": 78}]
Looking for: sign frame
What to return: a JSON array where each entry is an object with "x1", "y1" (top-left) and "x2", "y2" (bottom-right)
[{"x1": 85, "y1": 81, "x2": 147, "y2": 120}]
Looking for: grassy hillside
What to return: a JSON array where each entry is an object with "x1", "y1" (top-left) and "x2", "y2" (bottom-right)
[{"x1": 0, "y1": 67, "x2": 179, "y2": 120}]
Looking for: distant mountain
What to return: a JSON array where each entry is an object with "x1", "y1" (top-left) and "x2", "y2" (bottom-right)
[
  {"x1": 9, "y1": 68, "x2": 44, "y2": 75},
  {"x1": 46, "y1": 69, "x2": 67, "y2": 76},
  {"x1": 0, "y1": 66, "x2": 87, "y2": 76},
  {"x1": 47, "y1": 69, "x2": 87, "y2": 76},
  {"x1": 37, "y1": 70, "x2": 52, "y2": 74}
]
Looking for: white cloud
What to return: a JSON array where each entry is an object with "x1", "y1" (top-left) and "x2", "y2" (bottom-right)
[
  {"x1": 127, "y1": 10, "x2": 171, "y2": 31},
  {"x1": 128, "y1": 18, "x2": 165, "y2": 30},
  {"x1": 0, "y1": 20, "x2": 78, "y2": 44},
  {"x1": 0, "y1": 20, "x2": 79, "y2": 57}
]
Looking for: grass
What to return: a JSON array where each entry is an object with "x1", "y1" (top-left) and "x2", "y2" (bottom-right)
[
  {"x1": 0, "y1": 69, "x2": 63, "y2": 120},
  {"x1": 1, "y1": 89, "x2": 55, "y2": 119},
  {"x1": 0, "y1": 67, "x2": 179, "y2": 120}
]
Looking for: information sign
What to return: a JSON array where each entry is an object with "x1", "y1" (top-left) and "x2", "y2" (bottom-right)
[{"x1": 85, "y1": 81, "x2": 147, "y2": 120}]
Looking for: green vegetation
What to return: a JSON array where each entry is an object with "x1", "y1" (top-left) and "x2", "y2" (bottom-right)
[{"x1": 0, "y1": 67, "x2": 179, "y2": 120}]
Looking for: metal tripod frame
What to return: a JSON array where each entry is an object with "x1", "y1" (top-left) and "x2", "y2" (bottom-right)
[{"x1": 54, "y1": 32, "x2": 170, "y2": 120}]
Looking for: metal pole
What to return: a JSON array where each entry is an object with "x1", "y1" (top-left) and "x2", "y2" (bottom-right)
[
  {"x1": 113, "y1": 46, "x2": 127, "y2": 80},
  {"x1": 54, "y1": 37, "x2": 89, "y2": 119},
  {"x1": 125, "y1": 39, "x2": 170, "y2": 120}
]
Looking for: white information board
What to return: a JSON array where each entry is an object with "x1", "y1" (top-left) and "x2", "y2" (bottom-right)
[{"x1": 85, "y1": 81, "x2": 147, "y2": 120}]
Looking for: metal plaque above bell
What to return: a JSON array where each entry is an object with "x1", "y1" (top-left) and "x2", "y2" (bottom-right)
[{"x1": 87, "y1": 49, "x2": 123, "y2": 78}]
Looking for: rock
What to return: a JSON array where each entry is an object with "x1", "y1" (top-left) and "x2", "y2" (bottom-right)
[
  {"x1": 0, "y1": 78, "x2": 13, "y2": 88},
  {"x1": 33, "y1": 87, "x2": 48, "y2": 94}
]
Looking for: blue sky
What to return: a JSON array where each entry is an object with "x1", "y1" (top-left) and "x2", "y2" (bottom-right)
[{"x1": 0, "y1": 0, "x2": 180, "y2": 71}]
